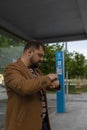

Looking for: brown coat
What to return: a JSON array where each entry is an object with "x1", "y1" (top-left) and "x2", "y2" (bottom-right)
[{"x1": 4, "y1": 59, "x2": 52, "y2": 130}]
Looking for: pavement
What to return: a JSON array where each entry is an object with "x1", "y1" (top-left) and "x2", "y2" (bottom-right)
[
  {"x1": 1, "y1": 88, "x2": 87, "y2": 130},
  {"x1": 47, "y1": 93, "x2": 87, "y2": 130},
  {"x1": 0, "y1": 86, "x2": 7, "y2": 130}
]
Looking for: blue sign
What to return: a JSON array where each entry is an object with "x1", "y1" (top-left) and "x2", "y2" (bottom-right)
[{"x1": 56, "y1": 51, "x2": 65, "y2": 113}]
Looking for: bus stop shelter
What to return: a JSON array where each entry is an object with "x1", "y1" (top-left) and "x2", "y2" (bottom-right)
[
  {"x1": 0, "y1": 0, "x2": 87, "y2": 42},
  {"x1": 1, "y1": 1, "x2": 87, "y2": 130}
]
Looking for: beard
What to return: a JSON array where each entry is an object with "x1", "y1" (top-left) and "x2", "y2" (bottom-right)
[{"x1": 29, "y1": 57, "x2": 40, "y2": 68}]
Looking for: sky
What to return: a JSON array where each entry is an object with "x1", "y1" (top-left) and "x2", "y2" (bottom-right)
[{"x1": 66, "y1": 40, "x2": 87, "y2": 59}]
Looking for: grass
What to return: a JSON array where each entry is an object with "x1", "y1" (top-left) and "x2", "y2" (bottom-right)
[
  {"x1": 68, "y1": 85, "x2": 87, "y2": 94},
  {"x1": 47, "y1": 85, "x2": 87, "y2": 94}
]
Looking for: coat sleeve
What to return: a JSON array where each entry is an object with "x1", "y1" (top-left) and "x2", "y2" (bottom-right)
[
  {"x1": 36, "y1": 68, "x2": 61, "y2": 91},
  {"x1": 3, "y1": 64, "x2": 51, "y2": 96}
]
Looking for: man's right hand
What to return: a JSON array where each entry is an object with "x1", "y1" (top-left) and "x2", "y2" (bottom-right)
[{"x1": 47, "y1": 74, "x2": 60, "y2": 89}]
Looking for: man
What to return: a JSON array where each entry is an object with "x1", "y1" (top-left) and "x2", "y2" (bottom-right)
[{"x1": 4, "y1": 40, "x2": 60, "y2": 130}]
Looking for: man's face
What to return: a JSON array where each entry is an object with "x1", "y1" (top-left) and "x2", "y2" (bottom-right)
[{"x1": 30, "y1": 46, "x2": 44, "y2": 68}]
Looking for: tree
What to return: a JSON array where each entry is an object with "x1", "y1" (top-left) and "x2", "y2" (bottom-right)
[
  {"x1": 65, "y1": 51, "x2": 86, "y2": 78},
  {"x1": 0, "y1": 34, "x2": 25, "y2": 73},
  {"x1": 0, "y1": 35, "x2": 25, "y2": 47},
  {"x1": 64, "y1": 51, "x2": 74, "y2": 78},
  {"x1": 39, "y1": 43, "x2": 64, "y2": 74},
  {"x1": 73, "y1": 52, "x2": 85, "y2": 78}
]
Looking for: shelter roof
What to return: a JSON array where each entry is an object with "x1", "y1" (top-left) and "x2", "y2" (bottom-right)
[{"x1": 0, "y1": 0, "x2": 87, "y2": 42}]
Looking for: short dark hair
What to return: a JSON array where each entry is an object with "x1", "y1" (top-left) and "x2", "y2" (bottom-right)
[{"x1": 23, "y1": 40, "x2": 45, "y2": 52}]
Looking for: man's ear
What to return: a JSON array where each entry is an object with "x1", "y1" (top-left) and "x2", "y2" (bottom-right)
[{"x1": 27, "y1": 49, "x2": 33, "y2": 56}]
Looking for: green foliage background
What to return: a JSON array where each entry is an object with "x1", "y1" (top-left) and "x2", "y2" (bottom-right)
[
  {"x1": 0, "y1": 34, "x2": 87, "y2": 79},
  {"x1": 39, "y1": 43, "x2": 64, "y2": 74}
]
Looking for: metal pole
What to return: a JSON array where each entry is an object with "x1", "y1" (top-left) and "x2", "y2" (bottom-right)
[
  {"x1": 65, "y1": 42, "x2": 69, "y2": 100},
  {"x1": 66, "y1": 71, "x2": 69, "y2": 100}
]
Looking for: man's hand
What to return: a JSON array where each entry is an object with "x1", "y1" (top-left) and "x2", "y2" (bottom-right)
[
  {"x1": 47, "y1": 74, "x2": 58, "y2": 81},
  {"x1": 50, "y1": 79, "x2": 60, "y2": 89},
  {"x1": 47, "y1": 73, "x2": 60, "y2": 90}
]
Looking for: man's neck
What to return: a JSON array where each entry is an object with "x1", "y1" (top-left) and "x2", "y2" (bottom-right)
[{"x1": 20, "y1": 57, "x2": 30, "y2": 67}]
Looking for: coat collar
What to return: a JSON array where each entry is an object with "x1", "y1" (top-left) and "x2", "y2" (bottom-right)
[{"x1": 16, "y1": 58, "x2": 42, "y2": 78}]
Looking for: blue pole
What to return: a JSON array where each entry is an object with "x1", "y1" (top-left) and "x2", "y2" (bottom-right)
[{"x1": 56, "y1": 51, "x2": 65, "y2": 113}]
